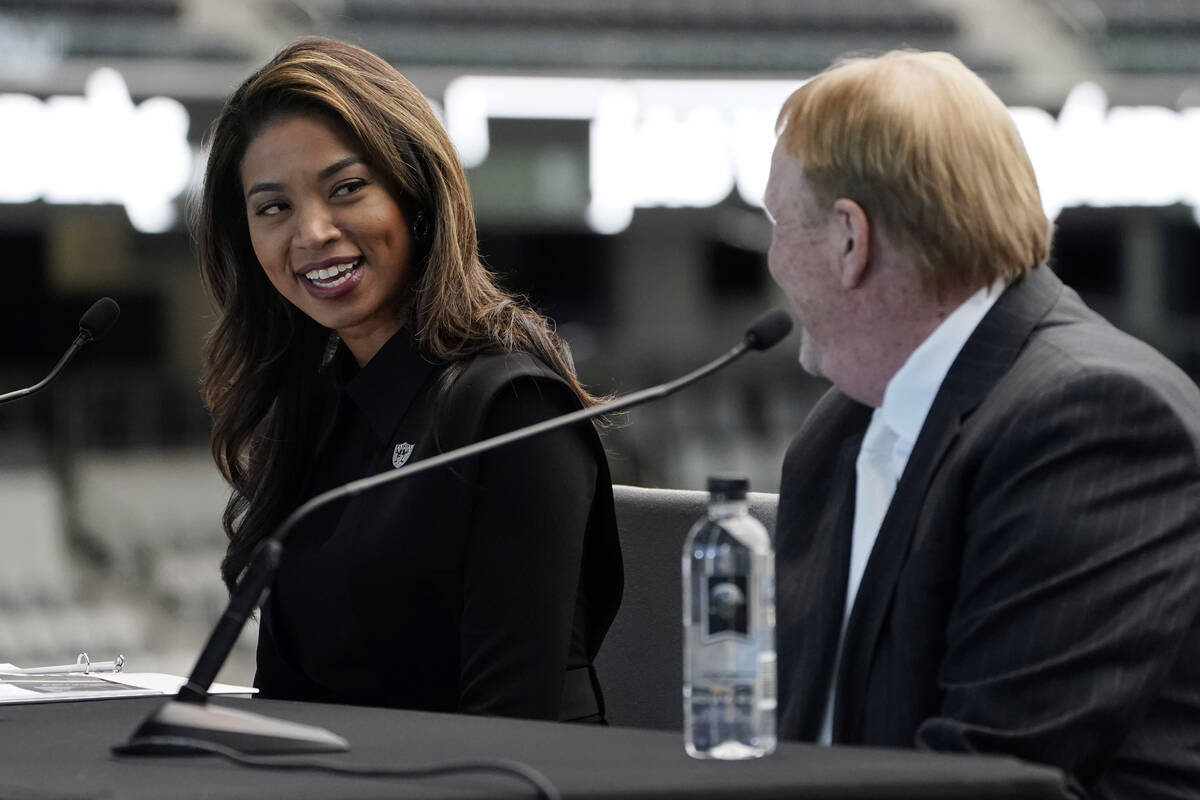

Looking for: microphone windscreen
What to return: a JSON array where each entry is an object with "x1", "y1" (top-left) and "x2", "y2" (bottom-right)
[
  {"x1": 744, "y1": 309, "x2": 793, "y2": 351},
  {"x1": 79, "y1": 297, "x2": 121, "y2": 341}
]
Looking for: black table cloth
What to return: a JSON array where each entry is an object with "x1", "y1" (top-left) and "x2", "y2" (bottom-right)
[{"x1": 0, "y1": 696, "x2": 1071, "y2": 799}]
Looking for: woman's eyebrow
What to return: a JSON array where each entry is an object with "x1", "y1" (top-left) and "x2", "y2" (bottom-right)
[
  {"x1": 245, "y1": 156, "x2": 365, "y2": 199},
  {"x1": 318, "y1": 156, "x2": 364, "y2": 180}
]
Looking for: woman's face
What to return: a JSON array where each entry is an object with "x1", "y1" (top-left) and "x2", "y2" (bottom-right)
[{"x1": 240, "y1": 113, "x2": 414, "y2": 365}]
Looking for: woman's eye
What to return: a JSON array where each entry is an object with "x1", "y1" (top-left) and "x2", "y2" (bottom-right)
[
  {"x1": 256, "y1": 201, "x2": 286, "y2": 217},
  {"x1": 332, "y1": 179, "x2": 366, "y2": 198}
]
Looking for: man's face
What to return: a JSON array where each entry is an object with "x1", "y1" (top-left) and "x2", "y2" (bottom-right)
[{"x1": 763, "y1": 144, "x2": 839, "y2": 378}]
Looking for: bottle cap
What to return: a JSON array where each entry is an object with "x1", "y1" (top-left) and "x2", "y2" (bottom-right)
[{"x1": 707, "y1": 475, "x2": 749, "y2": 501}]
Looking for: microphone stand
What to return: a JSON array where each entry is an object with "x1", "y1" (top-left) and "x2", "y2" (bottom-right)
[
  {"x1": 0, "y1": 338, "x2": 89, "y2": 406},
  {"x1": 113, "y1": 310, "x2": 792, "y2": 756},
  {"x1": 0, "y1": 297, "x2": 120, "y2": 406}
]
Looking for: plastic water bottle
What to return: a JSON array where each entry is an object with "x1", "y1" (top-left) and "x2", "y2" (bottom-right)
[{"x1": 682, "y1": 475, "x2": 776, "y2": 759}]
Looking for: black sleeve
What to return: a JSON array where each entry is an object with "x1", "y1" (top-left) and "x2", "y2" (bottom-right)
[
  {"x1": 456, "y1": 375, "x2": 598, "y2": 719},
  {"x1": 254, "y1": 603, "x2": 330, "y2": 701}
]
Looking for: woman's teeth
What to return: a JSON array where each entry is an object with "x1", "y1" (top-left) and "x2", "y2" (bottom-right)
[{"x1": 304, "y1": 260, "x2": 359, "y2": 288}]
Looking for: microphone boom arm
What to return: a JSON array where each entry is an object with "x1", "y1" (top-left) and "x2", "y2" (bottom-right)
[
  {"x1": 117, "y1": 308, "x2": 790, "y2": 755},
  {"x1": 0, "y1": 296, "x2": 121, "y2": 406},
  {"x1": 175, "y1": 338, "x2": 751, "y2": 704},
  {"x1": 0, "y1": 332, "x2": 89, "y2": 406}
]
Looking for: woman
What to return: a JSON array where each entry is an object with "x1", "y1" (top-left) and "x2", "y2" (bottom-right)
[{"x1": 195, "y1": 36, "x2": 622, "y2": 722}]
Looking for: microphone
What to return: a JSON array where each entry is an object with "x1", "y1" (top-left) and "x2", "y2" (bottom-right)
[
  {"x1": 0, "y1": 297, "x2": 121, "y2": 406},
  {"x1": 113, "y1": 309, "x2": 793, "y2": 757}
]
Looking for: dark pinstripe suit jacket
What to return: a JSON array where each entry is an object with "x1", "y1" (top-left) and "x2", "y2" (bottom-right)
[{"x1": 776, "y1": 265, "x2": 1200, "y2": 799}]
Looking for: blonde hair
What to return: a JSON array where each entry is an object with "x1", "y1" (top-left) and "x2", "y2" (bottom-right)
[{"x1": 777, "y1": 50, "x2": 1051, "y2": 298}]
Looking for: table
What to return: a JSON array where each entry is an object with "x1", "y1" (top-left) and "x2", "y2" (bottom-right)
[{"x1": 0, "y1": 696, "x2": 1071, "y2": 799}]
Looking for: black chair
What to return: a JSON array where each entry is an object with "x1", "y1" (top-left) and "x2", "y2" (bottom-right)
[{"x1": 596, "y1": 484, "x2": 778, "y2": 731}]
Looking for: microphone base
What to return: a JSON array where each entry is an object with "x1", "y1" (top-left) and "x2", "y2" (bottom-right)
[{"x1": 112, "y1": 699, "x2": 349, "y2": 756}]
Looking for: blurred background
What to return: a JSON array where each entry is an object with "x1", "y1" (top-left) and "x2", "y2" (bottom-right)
[{"x1": 0, "y1": 0, "x2": 1197, "y2": 686}]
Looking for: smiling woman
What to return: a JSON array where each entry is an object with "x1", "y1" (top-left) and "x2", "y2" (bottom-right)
[
  {"x1": 193, "y1": 36, "x2": 622, "y2": 723},
  {"x1": 241, "y1": 115, "x2": 415, "y2": 364}
]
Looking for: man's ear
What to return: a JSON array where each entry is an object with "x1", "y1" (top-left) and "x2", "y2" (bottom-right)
[{"x1": 831, "y1": 198, "x2": 870, "y2": 290}]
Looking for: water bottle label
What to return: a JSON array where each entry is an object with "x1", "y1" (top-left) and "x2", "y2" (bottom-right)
[
  {"x1": 757, "y1": 651, "x2": 777, "y2": 705},
  {"x1": 705, "y1": 575, "x2": 749, "y2": 640}
]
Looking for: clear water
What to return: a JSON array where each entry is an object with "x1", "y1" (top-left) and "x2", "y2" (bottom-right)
[{"x1": 682, "y1": 504, "x2": 776, "y2": 759}]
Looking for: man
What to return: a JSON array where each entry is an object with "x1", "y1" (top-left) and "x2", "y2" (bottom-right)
[{"x1": 765, "y1": 50, "x2": 1200, "y2": 799}]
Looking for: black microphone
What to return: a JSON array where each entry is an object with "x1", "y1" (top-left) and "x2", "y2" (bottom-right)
[
  {"x1": 0, "y1": 297, "x2": 121, "y2": 406},
  {"x1": 113, "y1": 309, "x2": 793, "y2": 756}
]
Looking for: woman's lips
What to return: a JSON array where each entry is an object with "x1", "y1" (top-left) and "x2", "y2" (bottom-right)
[{"x1": 300, "y1": 260, "x2": 364, "y2": 300}]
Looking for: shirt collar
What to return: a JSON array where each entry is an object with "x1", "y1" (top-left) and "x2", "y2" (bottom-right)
[
  {"x1": 879, "y1": 280, "x2": 1005, "y2": 456},
  {"x1": 340, "y1": 327, "x2": 441, "y2": 442}
]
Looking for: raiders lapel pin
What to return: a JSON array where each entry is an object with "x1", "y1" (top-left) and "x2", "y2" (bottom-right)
[{"x1": 392, "y1": 442, "x2": 415, "y2": 468}]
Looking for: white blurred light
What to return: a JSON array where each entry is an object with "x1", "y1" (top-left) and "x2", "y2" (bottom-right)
[
  {"x1": 1013, "y1": 83, "x2": 1200, "y2": 225},
  {"x1": 445, "y1": 76, "x2": 620, "y2": 169},
  {"x1": 444, "y1": 75, "x2": 1200, "y2": 233},
  {"x1": 3, "y1": 73, "x2": 1199, "y2": 235},
  {"x1": 0, "y1": 68, "x2": 191, "y2": 233},
  {"x1": 445, "y1": 76, "x2": 796, "y2": 233}
]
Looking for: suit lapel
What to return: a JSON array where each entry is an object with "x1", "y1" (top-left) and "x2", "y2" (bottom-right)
[
  {"x1": 832, "y1": 266, "x2": 1064, "y2": 741},
  {"x1": 776, "y1": 392, "x2": 870, "y2": 739},
  {"x1": 786, "y1": 434, "x2": 860, "y2": 737}
]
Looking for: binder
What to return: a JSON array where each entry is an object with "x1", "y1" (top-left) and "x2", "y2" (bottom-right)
[{"x1": 0, "y1": 654, "x2": 256, "y2": 705}]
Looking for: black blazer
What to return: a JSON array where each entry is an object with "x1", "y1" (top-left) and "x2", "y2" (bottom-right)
[
  {"x1": 256, "y1": 333, "x2": 622, "y2": 722},
  {"x1": 776, "y1": 266, "x2": 1200, "y2": 799}
]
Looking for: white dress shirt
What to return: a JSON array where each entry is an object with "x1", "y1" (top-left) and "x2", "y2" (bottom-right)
[{"x1": 818, "y1": 280, "x2": 1004, "y2": 744}]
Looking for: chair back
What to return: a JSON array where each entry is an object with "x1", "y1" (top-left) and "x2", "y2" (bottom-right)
[{"x1": 595, "y1": 484, "x2": 778, "y2": 730}]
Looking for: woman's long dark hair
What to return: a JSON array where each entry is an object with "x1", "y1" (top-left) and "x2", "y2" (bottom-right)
[{"x1": 195, "y1": 36, "x2": 599, "y2": 591}]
